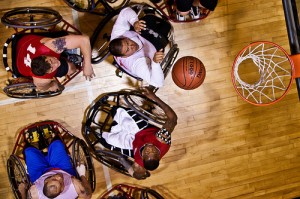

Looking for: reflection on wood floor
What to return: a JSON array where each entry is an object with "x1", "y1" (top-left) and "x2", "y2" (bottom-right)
[{"x1": 1, "y1": 0, "x2": 300, "y2": 198}]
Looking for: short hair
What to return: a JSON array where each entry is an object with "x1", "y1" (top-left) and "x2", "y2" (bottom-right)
[
  {"x1": 143, "y1": 158, "x2": 159, "y2": 171},
  {"x1": 31, "y1": 56, "x2": 51, "y2": 76},
  {"x1": 43, "y1": 181, "x2": 61, "y2": 198},
  {"x1": 109, "y1": 38, "x2": 124, "y2": 57}
]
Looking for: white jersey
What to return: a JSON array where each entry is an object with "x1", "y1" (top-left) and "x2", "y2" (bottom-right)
[{"x1": 110, "y1": 7, "x2": 164, "y2": 87}]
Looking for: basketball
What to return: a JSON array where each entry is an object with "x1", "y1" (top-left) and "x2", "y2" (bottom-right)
[{"x1": 172, "y1": 56, "x2": 206, "y2": 90}]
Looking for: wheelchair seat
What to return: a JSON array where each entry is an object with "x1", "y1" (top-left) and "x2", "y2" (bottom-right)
[
  {"x1": 7, "y1": 121, "x2": 96, "y2": 198},
  {"x1": 83, "y1": 89, "x2": 168, "y2": 177}
]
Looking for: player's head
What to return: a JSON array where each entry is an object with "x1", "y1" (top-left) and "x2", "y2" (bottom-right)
[
  {"x1": 43, "y1": 173, "x2": 65, "y2": 198},
  {"x1": 109, "y1": 37, "x2": 139, "y2": 57},
  {"x1": 142, "y1": 143, "x2": 160, "y2": 171},
  {"x1": 31, "y1": 56, "x2": 60, "y2": 76}
]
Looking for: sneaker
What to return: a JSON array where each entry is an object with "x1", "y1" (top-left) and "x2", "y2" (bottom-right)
[
  {"x1": 190, "y1": 6, "x2": 200, "y2": 19},
  {"x1": 176, "y1": 11, "x2": 186, "y2": 21}
]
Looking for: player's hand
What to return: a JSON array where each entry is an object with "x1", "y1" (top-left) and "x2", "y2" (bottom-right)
[
  {"x1": 153, "y1": 49, "x2": 164, "y2": 63},
  {"x1": 76, "y1": 164, "x2": 86, "y2": 177},
  {"x1": 141, "y1": 87, "x2": 157, "y2": 100},
  {"x1": 134, "y1": 20, "x2": 146, "y2": 34},
  {"x1": 83, "y1": 62, "x2": 95, "y2": 81},
  {"x1": 18, "y1": 182, "x2": 27, "y2": 191}
]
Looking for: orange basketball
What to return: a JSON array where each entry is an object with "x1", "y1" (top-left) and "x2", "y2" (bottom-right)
[{"x1": 172, "y1": 56, "x2": 206, "y2": 90}]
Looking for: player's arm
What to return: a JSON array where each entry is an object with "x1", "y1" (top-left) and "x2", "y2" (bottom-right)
[
  {"x1": 111, "y1": 7, "x2": 139, "y2": 40},
  {"x1": 72, "y1": 177, "x2": 92, "y2": 199},
  {"x1": 74, "y1": 164, "x2": 92, "y2": 199},
  {"x1": 32, "y1": 77, "x2": 63, "y2": 92},
  {"x1": 141, "y1": 87, "x2": 178, "y2": 133},
  {"x1": 41, "y1": 35, "x2": 95, "y2": 80}
]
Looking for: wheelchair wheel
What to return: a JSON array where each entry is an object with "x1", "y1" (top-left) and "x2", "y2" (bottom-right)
[
  {"x1": 3, "y1": 83, "x2": 63, "y2": 99},
  {"x1": 72, "y1": 138, "x2": 96, "y2": 192},
  {"x1": 63, "y1": 0, "x2": 93, "y2": 12},
  {"x1": 95, "y1": 150, "x2": 133, "y2": 177},
  {"x1": 124, "y1": 91, "x2": 167, "y2": 125},
  {"x1": 7, "y1": 155, "x2": 30, "y2": 199},
  {"x1": 161, "y1": 44, "x2": 179, "y2": 78},
  {"x1": 91, "y1": 11, "x2": 119, "y2": 64},
  {"x1": 141, "y1": 188, "x2": 165, "y2": 199},
  {"x1": 1, "y1": 7, "x2": 62, "y2": 29}
]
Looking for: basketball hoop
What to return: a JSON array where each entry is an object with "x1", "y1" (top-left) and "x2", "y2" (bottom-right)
[{"x1": 232, "y1": 41, "x2": 295, "y2": 106}]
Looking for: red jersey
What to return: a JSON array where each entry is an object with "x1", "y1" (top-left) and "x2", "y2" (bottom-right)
[
  {"x1": 132, "y1": 127, "x2": 170, "y2": 167},
  {"x1": 16, "y1": 35, "x2": 60, "y2": 79}
]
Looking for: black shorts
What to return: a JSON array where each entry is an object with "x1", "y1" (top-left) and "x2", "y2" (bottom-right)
[
  {"x1": 140, "y1": 15, "x2": 171, "y2": 51},
  {"x1": 176, "y1": 0, "x2": 193, "y2": 12},
  {"x1": 55, "y1": 57, "x2": 68, "y2": 77}
]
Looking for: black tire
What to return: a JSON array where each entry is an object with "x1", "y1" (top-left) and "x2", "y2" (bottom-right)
[
  {"x1": 90, "y1": 11, "x2": 119, "y2": 64},
  {"x1": 124, "y1": 91, "x2": 167, "y2": 125},
  {"x1": 141, "y1": 188, "x2": 165, "y2": 199},
  {"x1": 1, "y1": 7, "x2": 62, "y2": 29},
  {"x1": 72, "y1": 138, "x2": 96, "y2": 192},
  {"x1": 95, "y1": 150, "x2": 133, "y2": 177},
  {"x1": 161, "y1": 44, "x2": 179, "y2": 78},
  {"x1": 3, "y1": 83, "x2": 63, "y2": 99},
  {"x1": 7, "y1": 155, "x2": 30, "y2": 199},
  {"x1": 63, "y1": 0, "x2": 93, "y2": 12}
]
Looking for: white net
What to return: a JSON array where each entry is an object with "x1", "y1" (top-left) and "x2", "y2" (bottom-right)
[{"x1": 232, "y1": 42, "x2": 294, "y2": 105}]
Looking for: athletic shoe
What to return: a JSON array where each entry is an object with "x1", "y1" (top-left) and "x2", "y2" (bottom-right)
[
  {"x1": 176, "y1": 11, "x2": 186, "y2": 21},
  {"x1": 190, "y1": 6, "x2": 200, "y2": 19}
]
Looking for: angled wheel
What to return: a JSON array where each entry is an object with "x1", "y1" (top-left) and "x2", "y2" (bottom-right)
[
  {"x1": 7, "y1": 155, "x2": 30, "y2": 199},
  {"x1": 141, "y1": 188, "x2": 164, "y2": 199},
  {"x1": 91, "y1": 11, "x2": 119, "y2": 64},
  {"x1": 72, "y1": 138, "x2": 96, "y2": 192},
  {"x1": 63, "y1": 0, "x2": 93, "y2": 12},
  {"x1": 161, "y1": 44, "x2": 179, "y2": 78},
  {"x1": 3, "y1": 83, "x2": 63, "y2": 99},
  {"x1": 95, "y1": 150, "x2": 133, "y2": 177},
  {"x1": 124, "y1": 91, "x2": 167, "y2": 125},
  {"x1": 1, "y1": 7, "x2": 62, "y2": 29}
]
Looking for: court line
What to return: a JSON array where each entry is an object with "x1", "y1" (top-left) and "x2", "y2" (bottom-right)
[{"x1": 71, "y1": 9, "x2": 112, "y2": 191}]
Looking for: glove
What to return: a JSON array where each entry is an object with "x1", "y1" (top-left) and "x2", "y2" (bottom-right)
[{"x1": 76, "y1": 164, "x2": 86, "y2": 177}]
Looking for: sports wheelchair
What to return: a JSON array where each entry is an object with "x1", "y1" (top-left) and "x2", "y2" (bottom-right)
[
  {"x1": 151, "y1": 0, "x2": 210, "y2": 23},
  {"x1": 6, "y1": 120, "x2": 96, "y2": 199},
  {"x1": 1, "y1": 7, "x2": 84, "y2": 99},
  {"x1": 99, "y1": 184, "x2": 164, "y2": 199},
  {"x1": 90, "y1": 3, "x2": 179, "y2": 87},
  {"x1": 83, "y1": 89, "x2": 167, "y2": 177},
  {"x1": 63, "y1": 0, "x2": 129, "y2": 15}
]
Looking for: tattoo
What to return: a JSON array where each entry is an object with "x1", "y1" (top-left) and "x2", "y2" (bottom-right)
[{"x1": 52, "y1": 38, "x2": 66, "y2": 52}]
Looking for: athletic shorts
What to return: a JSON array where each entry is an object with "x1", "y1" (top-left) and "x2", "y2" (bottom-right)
[
  {"x1": 176, "y1": 0, "x2": 193, "y2": 12},
  {"x1": 55, "y1": 57, "x2": 68, "y2": 77}
]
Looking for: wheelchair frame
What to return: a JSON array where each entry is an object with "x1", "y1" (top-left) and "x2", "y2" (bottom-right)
[
  {"x1": 83, "y1": 89, "x2": 167, "y2": 177},
  {"x1": 99, "y1": 183, "x2": 164, "y2": 199},
  {"x1": 7, "y1": 120, "x2": 96, "y2": 199},
  {"x1": 1, "y1": 7, "x2": 83, "y2": 99},
  {"x1": 90, "y1": 3, "x2": 179, "y2": 89},
  {"x1": 63, "y1": 0, "x2": 130, "y2": 15},
  {"x1": 151, "y1": 0, "x2": 210, "y2": 23}
]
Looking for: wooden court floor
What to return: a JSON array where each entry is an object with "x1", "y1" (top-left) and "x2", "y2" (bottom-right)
[{"x1": 1, "y1": 0, "x2": 300, "y2": 198}]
